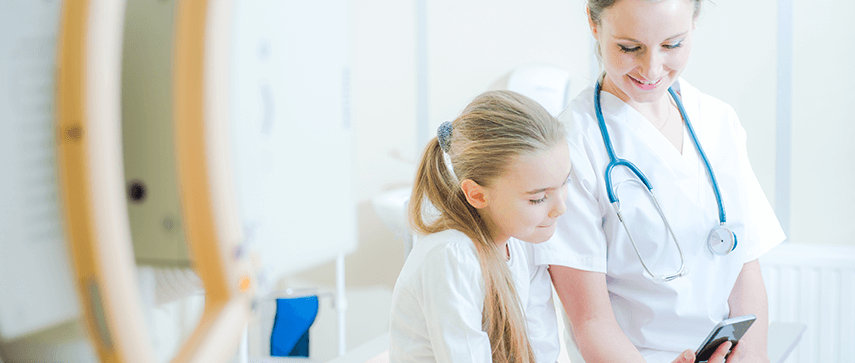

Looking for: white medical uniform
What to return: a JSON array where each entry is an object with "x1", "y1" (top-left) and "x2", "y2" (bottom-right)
[
  {"x1": 533, "y1": 78, "x2": 785, "y2": 363},
  {"x1": 389, "y1": 229, "x2": 560, "y2": 363}
]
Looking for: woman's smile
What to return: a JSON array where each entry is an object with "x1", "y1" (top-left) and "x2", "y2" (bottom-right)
[{"x1": 628, "y1": 74, "x2": 662, "y2": 90}]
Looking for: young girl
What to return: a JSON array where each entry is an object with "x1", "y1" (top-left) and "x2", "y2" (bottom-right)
[{"x1": 388, "y1": 90, "x2": 569, "y2": 363}]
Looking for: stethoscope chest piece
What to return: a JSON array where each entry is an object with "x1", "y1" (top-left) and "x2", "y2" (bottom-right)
[{"x1": 707, "y1": 224, "x2": 737, "y2": 256}]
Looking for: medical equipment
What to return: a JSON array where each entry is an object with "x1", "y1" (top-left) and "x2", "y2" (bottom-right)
[{"x1": 594, "y1": 79, "x2": 737, "y2": 283}]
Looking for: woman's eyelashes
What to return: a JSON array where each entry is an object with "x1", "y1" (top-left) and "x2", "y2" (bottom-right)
[
  {"x1": 617, "y1": 42, "x2": 683, "y2": 53},
  {"x1": 663, "y1": 42, "x2": 683, "y2": 50},
  {"x1": 618, "y1": 44, "x2": 641, "y2": 53}
]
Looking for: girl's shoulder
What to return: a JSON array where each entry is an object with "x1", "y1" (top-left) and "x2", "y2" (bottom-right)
[
  {"x1": 399, "y1": 229, "x2": 483, "y2": 282},
  {"x1": 414, "y1": 229, "x2": 481, "y2": 267}
]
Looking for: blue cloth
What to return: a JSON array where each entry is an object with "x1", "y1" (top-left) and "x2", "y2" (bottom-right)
[{"x1": 270, "y1": 296, "x2": 319, "y2": 357}]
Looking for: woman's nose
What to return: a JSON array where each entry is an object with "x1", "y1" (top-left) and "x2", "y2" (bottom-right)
[{"x1": 639, "y1": 50, "x2": 665, "y2": 80}]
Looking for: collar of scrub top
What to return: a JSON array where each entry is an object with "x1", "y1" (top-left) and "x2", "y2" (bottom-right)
[{"x1": 593, "y1": 76, "x2": 736, "y2": 283}]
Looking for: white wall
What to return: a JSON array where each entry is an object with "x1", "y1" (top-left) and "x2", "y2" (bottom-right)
[
  {"x1": 296, "y1": 0, "x2": 419, "y2": 289},
  {"x1": 424, "y1": 0, "x2": 591, "y2": 149},
  {"x1": 790, "y1": 0, "x2": 855, "y2": 245},
  {"x1": 682, "y1": 0, "x2": 779, "y2": 205},
  {"x1": 351, "y1": 0, "x2": 419, "y2": 201}
]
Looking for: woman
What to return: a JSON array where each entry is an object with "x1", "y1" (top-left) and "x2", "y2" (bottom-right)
[{"x1": 534, "y1": 0, "x2": 785, "y2": 362}]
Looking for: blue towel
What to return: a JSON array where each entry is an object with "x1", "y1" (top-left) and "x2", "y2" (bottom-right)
[{"x1": 270, "y1": 296, "x2": 319, "y2": 357}]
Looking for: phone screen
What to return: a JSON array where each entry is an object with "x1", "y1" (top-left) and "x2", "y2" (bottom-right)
[{"x1": 695, "y1": 315, "x2": 755, "y2": 362}]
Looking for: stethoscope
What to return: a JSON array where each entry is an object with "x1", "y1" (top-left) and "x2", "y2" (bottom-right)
[{"x1": 594, "y1": 77, "x2": 737, "y2": 283}]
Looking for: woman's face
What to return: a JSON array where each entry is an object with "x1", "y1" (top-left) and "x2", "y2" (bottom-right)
[{"x1": 592, "y1": 0, "x2": 695, "y2": 104}]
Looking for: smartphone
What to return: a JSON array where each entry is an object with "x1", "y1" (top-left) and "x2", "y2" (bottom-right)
[{"x1": 694, "y1": 314, "x2": 756, "y2": 363}]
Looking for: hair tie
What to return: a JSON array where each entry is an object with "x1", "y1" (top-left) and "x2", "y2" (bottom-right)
[{"x1": 437, "y1": 121, "x2": 453, "y2": 153}]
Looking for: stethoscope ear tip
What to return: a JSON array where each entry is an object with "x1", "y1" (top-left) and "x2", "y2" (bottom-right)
[{"x1": 652, "y1": 268, "x2": 688, "y2": 284}]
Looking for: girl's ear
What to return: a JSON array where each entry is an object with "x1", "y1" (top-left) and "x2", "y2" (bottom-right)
[{"x1": 461, "y1": 179, "x2": 488, "y2": 209}]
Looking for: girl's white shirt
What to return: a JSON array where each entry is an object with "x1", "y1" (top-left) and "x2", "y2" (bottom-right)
[
  {"x1": 533, "y1": 78, "x2": 785, "y2": 362},
  {"x1": 389, "y1": 229, "x2": 560, "y2": 363}
]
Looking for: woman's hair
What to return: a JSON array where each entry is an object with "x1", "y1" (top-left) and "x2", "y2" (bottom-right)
[
  {"x1": 408, "y1": 90, "x2": 566, "y2": 363},
  {"x1": 588, "y1": 0, "x2": 703, "y2": 25}
]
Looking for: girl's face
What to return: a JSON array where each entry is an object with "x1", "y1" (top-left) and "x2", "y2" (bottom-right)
[
  {"x1": 479, "y1": 142, "x2": 572, "y2": 245},
  {"x1": 592, "y1": 0, "x2": 695, "y2": 104}
]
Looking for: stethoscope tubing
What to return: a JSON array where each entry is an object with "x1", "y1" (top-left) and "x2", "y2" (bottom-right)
[
  {"x1": 595, "y1": 80, "x2": 727, "y2": 225},
  {"x1": 667, "y1": 87, "x2": 727, "y2": 224},
  {"x1": 594, "y1": 81, "x2": 653, "y2": 204}
]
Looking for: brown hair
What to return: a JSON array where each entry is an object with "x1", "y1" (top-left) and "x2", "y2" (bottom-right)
[{"x1": 409, "y1": 90, "x2": 566, "y2": 363}]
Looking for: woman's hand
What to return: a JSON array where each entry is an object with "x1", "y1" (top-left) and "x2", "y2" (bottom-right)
[
  {"x1": 671, "y1": 349, "x2": 696, "y2": 363},
  {"x1": 671, "y1": 341, "x2": 732, "y2": 363}
]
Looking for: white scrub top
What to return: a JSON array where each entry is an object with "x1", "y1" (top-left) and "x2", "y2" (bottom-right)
[
  {"x1": 389, "y1": 229, "x2": 560, "y2": 363},
  {"x1": 533, "y1": 78, "x2": 785, "y2": 362}
]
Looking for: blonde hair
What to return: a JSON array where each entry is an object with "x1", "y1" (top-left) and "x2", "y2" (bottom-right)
[
  {"x1": 588, "y1": 0, "x2": 703, "y2": 25},
  {"x1": 409, "y1": 90, "x2": 566, "y2": 363}
]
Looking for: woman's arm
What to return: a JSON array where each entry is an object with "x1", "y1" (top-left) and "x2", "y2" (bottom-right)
[
  {"x1": 549, "y1": 264, "x2": 647, "y2": 362},
  {"x1": 550, "y1": 265, "x2": 730, "y2": 363},
  {"x1": 726, "y1": 259, "x2": 771, "y2": 363}
]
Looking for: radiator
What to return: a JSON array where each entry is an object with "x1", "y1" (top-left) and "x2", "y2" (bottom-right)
[{"x1": 761, "y1": 243, "x2": 855, "y2": 363}]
